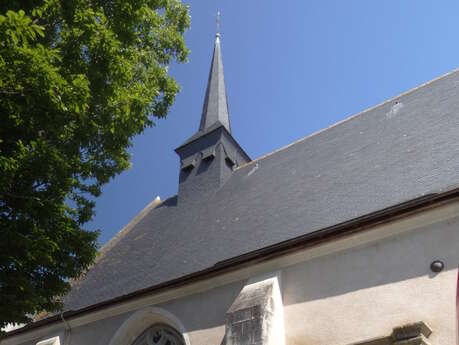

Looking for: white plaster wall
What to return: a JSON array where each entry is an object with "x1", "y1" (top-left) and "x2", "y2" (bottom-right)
[
  {"x1": 156, "y1": 280, "x2": 245, "y2": 345},
  {"x1": 5, "y1": 209, "x2": 459, "y2": 345},
  {"x1": 11, "y1": 313, "x2": 128, "y2": 345},
  {"x1": 282, "y1": 216, "x2": 459, "y2": 345}
]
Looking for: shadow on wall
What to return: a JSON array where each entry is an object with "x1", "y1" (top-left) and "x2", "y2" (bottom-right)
[
  {"x1": 281, "y1": 216, "x2": 459, "y2": 306},
  {"x1": 158, "y1": 280, "x2": 245, "y2": 335},
  {"x1": 138, "y1": 215, "x2": 459, "y2": 338}
]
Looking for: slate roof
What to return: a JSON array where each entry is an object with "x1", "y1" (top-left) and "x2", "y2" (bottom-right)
[
  {"x1": 63, "y1": 67, "x2": 459, "y2": 312},
  {"x1": 199, "y1": 34, "x2": 230, "y2": 131},
  {"x1": 185, "y1": 33, "x2": 232, "y2": 146}
]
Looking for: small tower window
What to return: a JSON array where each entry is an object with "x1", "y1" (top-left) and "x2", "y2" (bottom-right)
[
  {"x1": 201, "y1": 146, "x2": 216, "y2": 161},
  {"x1": 181, "y1": 155, "x2": 197, "y2": 171},
  {"x1": 131, "y1": 324, "x2": 185, "y2": 345}
]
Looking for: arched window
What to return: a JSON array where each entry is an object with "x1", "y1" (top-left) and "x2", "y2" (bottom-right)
[{"x1": 131, "y1": 324, "x2": 185, "y2": 345}]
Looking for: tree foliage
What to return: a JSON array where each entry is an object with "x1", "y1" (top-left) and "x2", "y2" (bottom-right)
[{"x1": 0, "y1": 0, "x2": 189, "y2": 328}]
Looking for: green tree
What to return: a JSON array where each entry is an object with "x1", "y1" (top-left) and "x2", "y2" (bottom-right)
[{"x1": 0, "y1": 0, "x2": 189, "y2": 329}]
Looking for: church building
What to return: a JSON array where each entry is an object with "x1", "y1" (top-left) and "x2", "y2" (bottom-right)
[{"x1": 3, "y1": 29, "x2": 459, "y2": 345}]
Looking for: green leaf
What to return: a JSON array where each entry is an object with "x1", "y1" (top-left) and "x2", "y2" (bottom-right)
[{"x1": 0, "y1": 0, "x2": 189, "y2": 329}]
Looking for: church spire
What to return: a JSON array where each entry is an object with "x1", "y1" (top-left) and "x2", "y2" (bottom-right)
[
  {"x1": 199, "y1": 17, "x2": 231, "y2": 133},
  {"x1": 175, "y1": 17, "x2": 250, "y2": 205}
]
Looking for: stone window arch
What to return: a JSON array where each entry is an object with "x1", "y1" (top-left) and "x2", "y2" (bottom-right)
[
  {"x1": 108, "y1": 307, "x2": 191, "y2": 345},
  {"x1": 131, "y1": 323, "x2": 185, "y2": 345}
]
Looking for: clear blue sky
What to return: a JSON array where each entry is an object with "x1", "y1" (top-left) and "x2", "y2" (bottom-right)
[{"x1": 91, "y1": 0, "x2": 459, "y2": 244}]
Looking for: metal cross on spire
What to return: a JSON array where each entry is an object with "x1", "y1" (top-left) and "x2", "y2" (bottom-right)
[{"x1": 216, "y1": 10, "x2": 221, "y2": 37}]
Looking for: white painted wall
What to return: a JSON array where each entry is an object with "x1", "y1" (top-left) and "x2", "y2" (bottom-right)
[
  {"x1": 4, "y1": 202, "x2": 459, "y2": 345},
  {"x1": 282, "y1": 218, "x2": 458, "y2": 345}
]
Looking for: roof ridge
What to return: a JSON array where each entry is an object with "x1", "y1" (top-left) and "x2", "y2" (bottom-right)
[
  {"x1": 236, "y1": 66, "x2": 459, "y2": 171},
  {"x1": 96, "y1": 197, "x2": 164, "y2": 262},
  {"x1": 67, "y1": 196, "x2": 164, "y2": 292},
  {"x1": 33, "y1": 197, "x2": 164, "y2": 321}
]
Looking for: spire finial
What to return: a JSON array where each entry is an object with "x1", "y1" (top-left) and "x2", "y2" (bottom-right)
[{"x1": 216, "y1": 10, "x2": 221, "y2": 37}]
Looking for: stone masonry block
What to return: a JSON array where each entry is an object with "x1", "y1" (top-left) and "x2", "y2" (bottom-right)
[
  {"x1": 391, "y1": 322, "x2": 432, "y2": 342},
  {"x1": 224, "y1": 275, "x2": 285, "y2": 345}
]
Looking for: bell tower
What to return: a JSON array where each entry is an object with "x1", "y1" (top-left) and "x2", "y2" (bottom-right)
[{"x1": 175, "y1": 29, "x2": 250, "y2": 204}]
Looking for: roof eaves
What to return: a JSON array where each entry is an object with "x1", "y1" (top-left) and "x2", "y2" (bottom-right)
[
  {"x1": 175, "y1": 123, "x2": 251, "y2": 162},
  {"x1": 7, "y1": 184, "x2": 459, "y2": 339}
]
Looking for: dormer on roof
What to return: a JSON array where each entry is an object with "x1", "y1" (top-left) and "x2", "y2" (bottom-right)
[{"x1": 175, "y1": 32, "x2": 250, "y2": 204}]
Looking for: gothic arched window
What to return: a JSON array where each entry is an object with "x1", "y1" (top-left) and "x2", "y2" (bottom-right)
[{"x1": 131, "y1": 324, "x2": 185, "y2": 345}]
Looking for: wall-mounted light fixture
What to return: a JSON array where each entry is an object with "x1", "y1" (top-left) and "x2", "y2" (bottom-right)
[{"x1": 430, "y1": 260, "x2": 444, "y2": 273}]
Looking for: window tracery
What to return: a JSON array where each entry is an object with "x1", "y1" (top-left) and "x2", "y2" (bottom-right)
[{"x1": 131, "y1": 324, "x2": 185, "y2": 345}]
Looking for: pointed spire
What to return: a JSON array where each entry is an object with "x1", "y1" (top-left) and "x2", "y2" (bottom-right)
[
  {"x1": 199, "y1": 17, "x2": 231, "y2": 133},
  {"x1": 174, "y1": 14, "x2": 251, "y2": 204}
]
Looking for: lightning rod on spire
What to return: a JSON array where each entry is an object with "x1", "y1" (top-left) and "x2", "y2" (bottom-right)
[{"x1": 216, "y1": 10, "x2": 221, "y2": 37}]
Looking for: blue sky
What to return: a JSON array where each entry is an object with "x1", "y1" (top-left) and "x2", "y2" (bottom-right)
[{"x1": 91, "y1": 0, "x2": 459, "y2": 244}]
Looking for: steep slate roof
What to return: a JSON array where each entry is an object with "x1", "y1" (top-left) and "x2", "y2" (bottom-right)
[
  {"x1": 63, "y1": 67, "x2": 459, "y2": 312},
  {"x1": 181, "y1": 34, "x2": 231, "y2": 147},
  {"x1": 199, "y1": 33, "x2": 230, "y2": 133}
]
